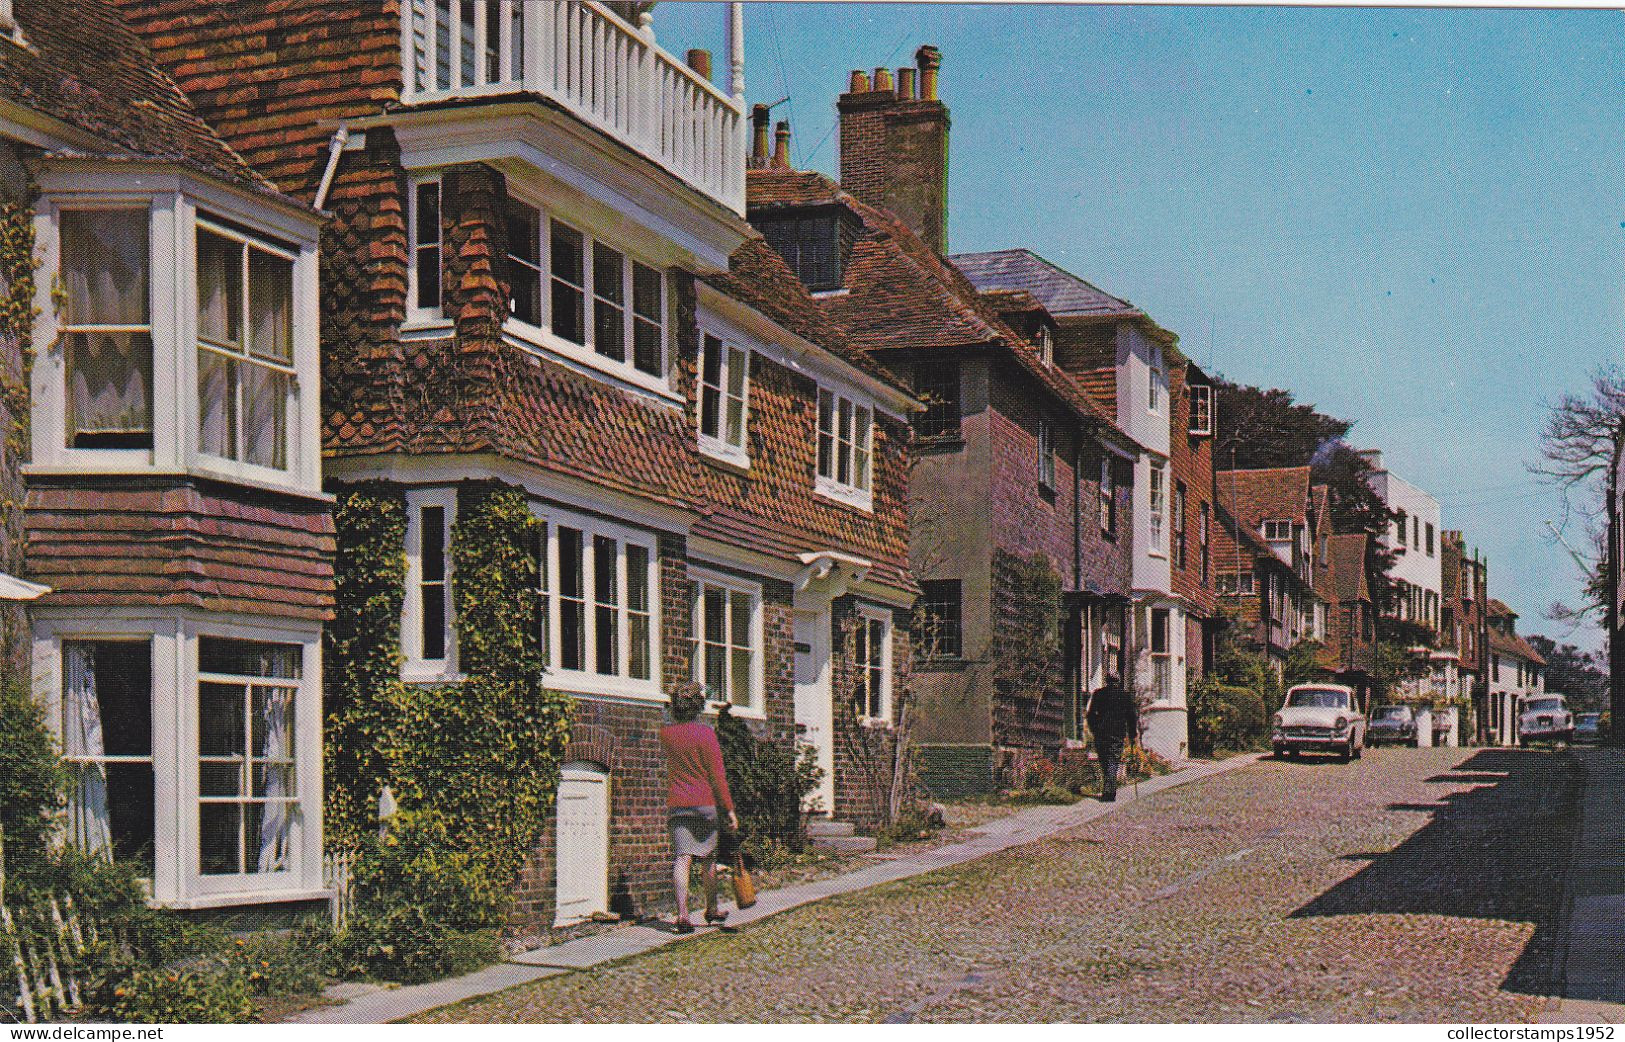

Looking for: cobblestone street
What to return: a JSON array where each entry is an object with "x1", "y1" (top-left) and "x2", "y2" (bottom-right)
[{"x1": 417, "y1": 747, "x2": 1582, "y2": 1024}]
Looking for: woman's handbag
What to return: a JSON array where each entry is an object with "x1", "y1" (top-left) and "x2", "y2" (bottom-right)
[{"x1": 730, "y1": 849, "x2": 757, "y2": 909}]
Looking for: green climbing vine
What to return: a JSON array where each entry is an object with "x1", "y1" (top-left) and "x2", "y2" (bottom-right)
[{"x1": 323, "y1": 481, "x2": 573, "y2": 980}]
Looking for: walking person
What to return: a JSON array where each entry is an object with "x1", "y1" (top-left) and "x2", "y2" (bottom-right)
[
  {"x1": 660, "y1": 681, "x2": 738, "y2": 933},
  {"x1": 1087, "y1": 672, "x2": 1138, "y2": 802}
]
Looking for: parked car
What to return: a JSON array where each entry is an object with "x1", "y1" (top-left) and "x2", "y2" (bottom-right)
[
  {"x1": 1273, "y1": 684, "x2": 1366, "y2": 762},
  {"x1": 1574, "y1": 712, "x2": 1605, "y2": 745},
  {"x1": 1516, "y1": 695, "x2": 1574, "y2": 746},
  {"x1": 1366, "y1": 704, "x2": 1417, "y2": 746}
]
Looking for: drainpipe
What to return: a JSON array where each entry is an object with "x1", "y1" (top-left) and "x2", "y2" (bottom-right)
[{"x1": 314, "y1": 124, "x2": 350, "y2": 211}]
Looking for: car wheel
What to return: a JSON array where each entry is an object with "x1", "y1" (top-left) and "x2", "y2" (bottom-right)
[
  {"x1": 1285, "y1": 748, "x2": 1299, "y2": 760},
  {"x1": 1353, "y1": 736, "x2": 1363, "y2": 760},
  {"x1": 1338, "y1": 739, "x2": 1353, "y2": 763}
]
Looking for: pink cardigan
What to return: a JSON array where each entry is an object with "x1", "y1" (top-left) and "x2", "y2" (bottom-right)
[{"x1": 660, "y1": 721, "x2": 735, "y2": 812}]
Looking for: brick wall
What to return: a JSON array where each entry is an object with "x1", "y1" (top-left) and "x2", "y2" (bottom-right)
[
  {"x1": 829, "y1": 597, "x2": 913, "y2": 830},
  {"x1": 1169, "y1": 362, "x2": 1216, "y2": 621}
]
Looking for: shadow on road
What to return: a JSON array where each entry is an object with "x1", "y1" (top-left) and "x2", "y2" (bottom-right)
[{"x1": 1291, "y1": 749, "x2": 1582, "y2": 997}]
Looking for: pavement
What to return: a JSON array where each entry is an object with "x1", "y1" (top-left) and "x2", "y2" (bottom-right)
[
  {"x1": 289, "y1": 752, "x2": 1263, "y2": 1024},
  {"x1": 1541, "y1": 746, "x2": 1625, "y2": 1024}
]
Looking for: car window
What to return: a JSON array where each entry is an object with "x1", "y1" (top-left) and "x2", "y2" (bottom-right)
[
  {"x1": 1375, "y1": 707, "x2": 1410, "y2": 721},
  {"x1": 1524, "y1": 698, "x2": 1564, "y2": 713},
  {"x1": 1287, "y1": 689, "x2": 1349, "y2": 709}
]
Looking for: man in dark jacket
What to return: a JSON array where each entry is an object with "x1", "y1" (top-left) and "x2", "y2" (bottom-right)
[{"x1": 1087, "y1": 674, "x2": 1138, "y2": 802}]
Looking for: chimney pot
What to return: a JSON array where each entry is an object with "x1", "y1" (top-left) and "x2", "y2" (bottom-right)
[
  {"x1": 873, "y1": 67, "x2": 894, "y2": 93},
  {"x1": 897, "y1": 66, "x2": 917, "y2": 99},
  {"x1": 685, "y1": 48, "x2": 713, "y2": 82},
  {"x1": 750, "y1": 103, "x2": 770, "y2": 168},
  {"x1": 849, "y1": 69, "x2": 870, "y2": 94},
  {"x1": 772, "y1": 120, "x2": 791, "y2": 169},
  {"x1": 916, "y1": 44, "x2": 941, "y2": 100}
]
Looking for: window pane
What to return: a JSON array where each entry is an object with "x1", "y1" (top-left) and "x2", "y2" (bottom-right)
[
  {"x1": 632, "y1": 261, "x2": 661, "y2": 321},
  {"x1": 705, "y1": 644, "x2": 726, "y2": 700},
  {"x1": 730, "y1": 590, "x2": 751, "y2": 647},
  {"x1": 550, "y1": 221, "x2": 584, "y2": 344},
  {"x1": 201, "y1": 763, "x2": 241, "y2": 797},
  {"x1": 200, "y1": 638, "x2": 302, "y2": 678},
  {"x1": 200, "y1": 803, "x2": 241, "y2": 875},
  {"x1": 726, "y1": 347, "x2": 747, "y2": 397},
  {"x1": 592, "y1": 243, "x2": 625, "y2": 361},
  {"x1": 836, "y1": 398, "x2": 853, "y2": 485},
  {"x1": 62, "y1": 209, "x2": 149, "y2": 325},
  {"x1": 251, "y1": 685, "x2": 296, "y2": 762},
  {"x1": 421, "y1": 584, "x2": 446, "y2": 660},
  {"x1": 854, "y1": 407, "x2": 872, "y2": 490},
  {"x1": 629, "y1": 615, "x2": 650, "y2": 680},
  {"x1": 242, "y1": 363, "x2": 289, "y2": 469},
  {"x1": 421, "y1": 506, "x2": 446, "y2": 582},
  {"x1": 593, "y1": 535, "x2": 618, "y2": 605},
  {"x1": 593, "y1": 535, "x2": 619, "y2": 675},
  {"x1": 626, "y1": 544, "x2": 649, "y2": 612},
  {"x1": 818, "y1": 390, "x2": 834, "y2": 478},
  {"x1": 632, "y1": 261, "x2": 663, "y2": 374},
  {"x1": 199, "y1": 682, "x2": 246, "y2": 757},
  {"x1": 415, "y1": 182, "x2": 441, "y2": 310},
  {"x1": 730, "y1": 648, "x2": 751, "y2": 706},
  {"x1": 415, "y1": 182, "x2": 441, "y2": 251},
  {"x1": 700, "y1": 336, "x2": 722, "y2": 438},
  {"x1": 249, "y1": 248, "x2": 294, "y2": 363},
  {"x1": 506, "y1": 200, "x2": 541, "y2": 325},
  {"x1": 245, "y1": 802, "x2": 291, "y2": 874},
  {"x1": 595, "y1": 604, "x2": 618, "y2": 675},
  {"x1": 104, "y1": 763, "x2": 155, "y2": 873},
  {"x1": 559, "y1": 527, "x2": 584, "y2": 670},
  {"x1": 196, "y1": 229, "x2": 242, "y2": 348},
  {"x1": 704, "y1": 587, "x2": 726, "y2": 643},
  {"x1": 67, "y1": 331, "x2": 153, "y2": 447},
  {"x1": 197, "y1": 349, "x2": 236, "y2": 459},
  {"x1": 725, "y1": 397, "x2": 745, "y2": 448}
]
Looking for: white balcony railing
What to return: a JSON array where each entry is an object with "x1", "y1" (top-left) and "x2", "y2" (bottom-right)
[{"x1": 402, "y1": 0, "x2": 746, "y2": 215}]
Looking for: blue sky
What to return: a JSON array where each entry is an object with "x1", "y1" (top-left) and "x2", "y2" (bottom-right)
[{"x1": 662, "y1": 2, "x2": 1625, "y2": 650}]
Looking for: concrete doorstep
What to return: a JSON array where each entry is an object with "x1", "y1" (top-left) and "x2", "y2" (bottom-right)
[{"x1": 290, "y1": 753, "x2": 1263, "y2": 1024}]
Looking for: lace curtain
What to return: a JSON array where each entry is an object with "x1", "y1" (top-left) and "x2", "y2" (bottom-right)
[{"x1": 62, "y1": 643, "x2": 112, "y2": 858}]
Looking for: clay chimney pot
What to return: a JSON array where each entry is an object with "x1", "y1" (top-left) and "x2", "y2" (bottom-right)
[
  {"x1": 772, "y1": 120, "x2": 791, "y2": 170},
  {"x1": 897, "y1": 66, "x2": 917, "y2": 99},
  {"x1": 873, "y1": 67, "x2": 894, "y2": 93},
  {"x1": 916, "y1": 44, "x2": 941, "y2": 100},
  {"x1": 750, "y1": 103, "x2": 770, "y2": 168},
  {"x1": 849, "y1": 69, "x2": 870, "y2": 94},
  {"x1": 685, "y1": 49, "x2": 713, "y2": 82}
]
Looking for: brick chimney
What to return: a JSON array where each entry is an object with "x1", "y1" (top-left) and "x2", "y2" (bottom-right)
[{"x1": 838, "y1": 44, "x2": 950, "y2": 254}]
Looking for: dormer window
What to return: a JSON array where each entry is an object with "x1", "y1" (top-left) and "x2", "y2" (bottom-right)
[
  {"x1": 1037, "y1": 325, "x2": 1055, "y2": 367},
  {"x1": 756, "y1": 209, "x2": 855, "y2": 293},
  {"x1": 1263, "y1": 520, "x2": 1292, "y2": 542}
]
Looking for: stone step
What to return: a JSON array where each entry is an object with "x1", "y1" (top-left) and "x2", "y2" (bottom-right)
[
  {"x1": 810, "y1": 834, "x2": 878, "y2": 854},
  {"x1": 806, "y1": 818, "x2": 856, "y2": 838}
]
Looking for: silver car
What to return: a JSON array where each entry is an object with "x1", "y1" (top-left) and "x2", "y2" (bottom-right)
[
  {"x1": 1517, "y1": 695, "x2": 1573, "y2": 746},
  {"x1": 1273, "y1": 684, "x2": 1367, "y2": 762}
]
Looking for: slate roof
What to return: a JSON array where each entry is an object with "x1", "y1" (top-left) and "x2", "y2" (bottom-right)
[
  {"x1": 952, "y1": 249, "x2": 1141, "y2": 320},
  {"x1": 746, "y1": 168, "x2": 1125, "y2": 436},
  {"x1": 1325, "y1": 533, "x2": 1371, "y2": 604},
  {"x1": 0, "y1": 0, "x2": 278, "y2": 196},
  {"x1": 1216, "y1": 466, "x2": 1313, "y2": 532}
]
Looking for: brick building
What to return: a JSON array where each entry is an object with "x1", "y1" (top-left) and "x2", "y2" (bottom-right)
[
  {"x1": 955, "y1": 249, "x2": 1215, "y2": 760},
  {"x1": 1442, "y1": 530, "x2": 1490, "y2": 739},
  {"x1": 115, "y1": 0, "x2": 917, "y2": 936},
  {"x1": 6, "y1": 0, "x2": 334, "y2": 910},
  {"x1": 745, "y1": 57, "x2": 1139, "y2": 792},
  {"x1": 1212, "y1": 467, "x2": 1327, "y2": 672},
  {"x1": 1320, "y1": 533, "x2": 1378, "y2": 706}
]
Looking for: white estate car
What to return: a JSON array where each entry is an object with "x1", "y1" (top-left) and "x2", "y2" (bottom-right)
[
  {"x1": 1516, "y1": 695, "x2": 1574, "y2": 746},
  {"x1": 1272, "y1": 683, "x2": 1366, "y2": 762}
]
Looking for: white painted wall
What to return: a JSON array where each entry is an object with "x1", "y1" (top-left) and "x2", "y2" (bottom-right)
[{"x1": 1363, "y1": 452, "x2": 1443, "y2": 629}]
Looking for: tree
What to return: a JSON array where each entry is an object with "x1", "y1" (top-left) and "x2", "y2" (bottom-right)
[
  {"x1": 1526, "y1": 635, "x2": 1609, "y2": 713},
  {"x1": 1534, "y1": 364, "x2": 1625, "y2": 742}
]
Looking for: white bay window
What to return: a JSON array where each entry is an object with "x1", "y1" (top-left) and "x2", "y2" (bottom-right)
[
  {"x1": 33, "y1": 177, "x2": 321, "y2": 491},
  {"x1": 43, "y1": 621, "x2": 324, "y2": 907},
  {"x1": 503, "y1": 192, "x2": 668, "y2": 390}
]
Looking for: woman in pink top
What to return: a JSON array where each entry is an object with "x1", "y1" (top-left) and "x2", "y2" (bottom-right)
[{"x1": 660, "y1": 682, "x2": 738, "y2": 933}]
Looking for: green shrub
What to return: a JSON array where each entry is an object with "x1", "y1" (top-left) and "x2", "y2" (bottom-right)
[
  {"x1": 715, "y1": 705, "x2": 818, "y2": 858},
  {"x1": 0, "y1": 673, "x2": 65, "y2": 873},
  {"x1": 223, "y1": 921, "x2": 334, "y2": 997},
  {"x1": 329, "y1": 904, "x2": 500, "y2": 985},
  {"x1": 1189, "y1": 676, "x2": 1269, "y2": 757},
  {"x1": 94, "y1": 961, "x2": 254, "y2": 1024}
]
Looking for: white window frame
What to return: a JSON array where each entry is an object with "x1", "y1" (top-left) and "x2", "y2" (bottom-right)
[
  {"x1": 1099, "y1": 455, "x2": 1116, "y2": 535},
  {"x1": 1147, "y1": 462, "x2": 1167, "y2": 556},
  {"x1": 36, "y1": 615, "x2": 325, "y2": 909},
  {"x1": 31, "y1": 175, "x2": 322, "y2": 495},
  {"x1": 854, "y1": 604, "x2": 893, "y2": 723},
  {"x1": 1148, "y1": 351, "x2": 1165, "y2": 416},
  {"x1": 1188, "y1": 383, "x2": 1214, "y2": 436},
  {"x1": 1148, "y1": 607, "x2": 1173, "y2": 703},
  {"x1": 406, "y1": 175, "x2": 446, "y2": 325},
  {"x1": 533, "y1": 504, "x2": 662, "y2": 701},
  {"x1": 500, "y1": 186, "x2": 672, "y2": 399},
  {"x1": 1262, "y1": 519, "x2": 1293, "y2": 542},
  {"x1": 689, "y1": 569, "x2": 765, "y2": 717},
  {"x1": 697, "y1": 329, "x2": 751, "y2": 466},
  {"x1": 816, "y1": 384, "x2": 875, "y2": 511},
  {"x1": 1037, "y1": 419, "x2": 1056, "y2": 491},
  {"x1": 403, "y1": 487, "x2": 458, "y2": 681}
]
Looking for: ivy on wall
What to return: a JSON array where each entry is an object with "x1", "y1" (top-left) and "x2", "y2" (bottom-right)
[{"x1": 324, "y1": 482, "x2": 572, "y2": 942}]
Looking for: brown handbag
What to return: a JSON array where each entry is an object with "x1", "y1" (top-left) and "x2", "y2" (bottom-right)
[{"x1": 730, "y1": 850, "x2": 757, "y2": 909}]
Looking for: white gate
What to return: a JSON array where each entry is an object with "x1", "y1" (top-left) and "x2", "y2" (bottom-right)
[{"x1": 554, "y1": 762, "x2": 609, "y2": 926}]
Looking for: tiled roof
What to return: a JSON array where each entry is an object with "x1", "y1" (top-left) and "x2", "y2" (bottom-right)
[
  {"x1": 952, "y1": 249, "x2": 1140, "y2": 319},
  {"x1": 1, "y1": 0, "x2": 277, "y2": 195},
  {"x1": 1326, "y1": 533, "x2": 1370, "y2": 604},
  {"x1": 699, "y1": 237, "x2": 911, "y2": 397},
  {"x1": 1212, "y1": 502, "x2": 1289, "y2": 574},
  {"x1": 1490, "y1": 626, "x2": 1546, "y2": 666},
  {"x1": 1487, "y1": 598, "x2": 1517, "y2": 619},
  {"x1": 746, "y1": 169, "x2": 1123, "y2": 435},
  {"x1": 1216, "y1": 466, "x2": 1313, "y2": 533}
]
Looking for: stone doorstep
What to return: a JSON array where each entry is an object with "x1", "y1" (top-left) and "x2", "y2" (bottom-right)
[{"x1": 291, "y1": 753, "x2": 1265, "y2": 1024}]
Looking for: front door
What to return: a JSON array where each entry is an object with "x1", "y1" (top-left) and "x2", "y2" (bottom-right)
[
  {"x1": 554, "y1": 762, "x2": 609, "y2": 926},
  {"x1": 793, "y1": 611, "x2": 836, "y2": 815}
]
